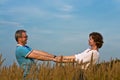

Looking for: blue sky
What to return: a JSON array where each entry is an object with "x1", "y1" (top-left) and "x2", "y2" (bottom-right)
[{"x1": 0, "y1": 0, "x2": 120, "y2": 66}]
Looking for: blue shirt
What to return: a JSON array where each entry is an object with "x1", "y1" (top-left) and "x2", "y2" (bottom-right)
[{"x1": 15, "y1": 44, "x2": 34, "y2": 77}]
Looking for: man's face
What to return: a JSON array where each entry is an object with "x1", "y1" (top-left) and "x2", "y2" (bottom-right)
[{"x1": 19, "y1": 32, "x2": 28, "y2": 45}]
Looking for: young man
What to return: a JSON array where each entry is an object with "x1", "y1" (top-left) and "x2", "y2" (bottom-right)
[{"x1": 15, "y1": 29, "x2": 57, "y2": 78}]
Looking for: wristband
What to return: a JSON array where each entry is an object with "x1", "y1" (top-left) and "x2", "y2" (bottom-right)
[{"x1": 53, "y1": 55, "x2": 56, "y2": 58}]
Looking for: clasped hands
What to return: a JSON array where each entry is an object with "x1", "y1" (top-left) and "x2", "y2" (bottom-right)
[{"x1": 53, "y1": 56, "x2": 75, "y2": 63}]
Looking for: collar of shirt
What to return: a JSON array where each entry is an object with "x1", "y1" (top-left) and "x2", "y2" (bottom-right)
[{"x1": 17, "y1": 44, "x2": 24, "y2": 46}]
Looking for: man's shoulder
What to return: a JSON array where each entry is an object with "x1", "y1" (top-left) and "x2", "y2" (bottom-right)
[
  {"x1": 17, "y1": 44, "x2": 30, "y2": 48},
  {"x1": 16, "y1": 45, "x2": 28, "y2": 51}
]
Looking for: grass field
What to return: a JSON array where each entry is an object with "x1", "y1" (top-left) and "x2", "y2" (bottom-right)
[{"x1": 0, "y1": 54, "x2": 120, "y2": 80}]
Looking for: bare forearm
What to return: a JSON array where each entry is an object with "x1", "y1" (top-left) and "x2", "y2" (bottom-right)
[
  {"x1": 55, "y1": 56, "x2": 75, "y2": 63},
  {"x1": 34, "y1": 55, "x2": 54, "y2": 61},
  {"x1": 27, "y1": 50, "x2": 55, "y2": 61},
  {"x1": 62, "y1": 56, "x2": 75, "y2": 62},
  {"x1": 33, "y1": 50, "x2": 55, "y2": 58},
  {"x1": 63, "y1": 56, "x2": 75, "y2": 59}
]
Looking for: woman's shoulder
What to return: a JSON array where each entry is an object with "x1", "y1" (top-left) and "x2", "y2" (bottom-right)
[{"x1": 90, "y1": 50, "x2": 99, "y2": 56}]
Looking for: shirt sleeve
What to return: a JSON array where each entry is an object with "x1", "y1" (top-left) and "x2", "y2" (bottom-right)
[
  {"x1": 75, "y1": 49, "x2": 98, "y2": 63},
  {"x1": 17, "y1": 46, "x2": 32, "y2": 58},
  {"x1": 24, "y1": 46, "x2": 33, "y2": 57}
]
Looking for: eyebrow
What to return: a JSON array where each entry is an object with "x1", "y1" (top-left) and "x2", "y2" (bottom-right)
[{"x1": 22, "y1": 35, "x2": 28, "y2": 38}]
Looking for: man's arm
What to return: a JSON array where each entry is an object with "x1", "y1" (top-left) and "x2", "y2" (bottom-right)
[{"x1": 27, "y1": 50, "x2": 56, "y2": 61}]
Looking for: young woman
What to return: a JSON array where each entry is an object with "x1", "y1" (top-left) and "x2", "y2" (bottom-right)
[{"x1": 56, "y1": 32, "x2": 104, "y2": 69}]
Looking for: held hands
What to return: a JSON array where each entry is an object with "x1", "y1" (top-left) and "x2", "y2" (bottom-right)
[
  {"x1": 53, "y1": 55, "x2": 75, "y2": 63},
  {"x1": 54, "y1": 56, "x2": 63, "y2": 62}
]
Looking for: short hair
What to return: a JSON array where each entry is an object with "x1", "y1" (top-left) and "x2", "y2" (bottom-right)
[
  {"x1": 89, "y1": 32, "x2": 104, "y2": 48},
  {"x1": 15, "y1": 29, "x2": 26, "y2": 42}
]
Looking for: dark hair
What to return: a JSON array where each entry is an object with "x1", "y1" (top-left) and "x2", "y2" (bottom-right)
[
  {"x1": 89, "y1": 32, "x2": 104, "y2": 48},
  {"x1": 15, "y1": 29, "x2": 26, "y2": 42}
]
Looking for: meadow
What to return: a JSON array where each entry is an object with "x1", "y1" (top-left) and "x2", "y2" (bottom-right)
[{"x1": 0, "y1": 54, "x2": 120, "y2": 80}]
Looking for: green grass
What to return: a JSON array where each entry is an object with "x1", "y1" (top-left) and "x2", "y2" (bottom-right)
[{"x1": 0, "y1": 54, "x2": 120, "y2": 80}]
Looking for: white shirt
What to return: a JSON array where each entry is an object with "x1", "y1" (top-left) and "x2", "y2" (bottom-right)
[{"x1": 75, "y1": 48, "x2": 99, "y2": 69}]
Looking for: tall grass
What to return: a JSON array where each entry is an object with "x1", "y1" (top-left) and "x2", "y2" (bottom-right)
[{"x1": 0, "y1": 54, "x2": 120, "y2": 80}]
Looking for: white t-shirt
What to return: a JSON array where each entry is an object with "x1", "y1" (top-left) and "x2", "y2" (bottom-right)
[{"x1": 75, "y1": 48, "x2": 99, "y2": 69}]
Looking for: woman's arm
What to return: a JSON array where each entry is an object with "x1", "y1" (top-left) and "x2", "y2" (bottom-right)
[{"x1": 55, "y1": 55, "x2": 76, "y2": 63}]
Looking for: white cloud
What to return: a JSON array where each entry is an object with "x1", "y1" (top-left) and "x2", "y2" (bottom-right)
[
  {"x1": 60, "y1": 5, "x2": 73, "y2": 12},
  {"x1": 29, "y1": 27, "x2": 54, "y2": 35},
  {"x1": 114, "y1": 0, "x2": 120, "y2": 2},
  {"x1": 55, "y1": 14, "x2": 72, "y2": 19},
  {"x1": 113, "y1": 0, "x2": 120, "y2": 9},
  {"x1": 36, "y1": 29, "x2": 54, "y2": 34},
  {"x1": 0, "y1": 21, "x2": 22, "y2": 27},
  {"x1": 0, "y1": 0, "x2": 75, "y2": 21},
  {"x1": 0, "y1": 0, "x2": 9, "y2": 4},
  {"x1": 9, "y1": 7, "x2": 45, "y2": 17}
]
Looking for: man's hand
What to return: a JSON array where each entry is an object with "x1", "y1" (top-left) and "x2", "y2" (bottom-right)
[{"x1": 54, "y1": 56, "x2": 63, "y2": 62}]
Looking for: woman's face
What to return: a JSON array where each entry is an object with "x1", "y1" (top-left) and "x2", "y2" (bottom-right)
[{"x1": 88, "y1": 36, "x2": 96, "y2": 47}]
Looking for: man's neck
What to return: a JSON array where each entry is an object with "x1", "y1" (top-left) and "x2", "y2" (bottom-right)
[{"x1": 17, "y1": 43, "x2": 25, "y2": 46}]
